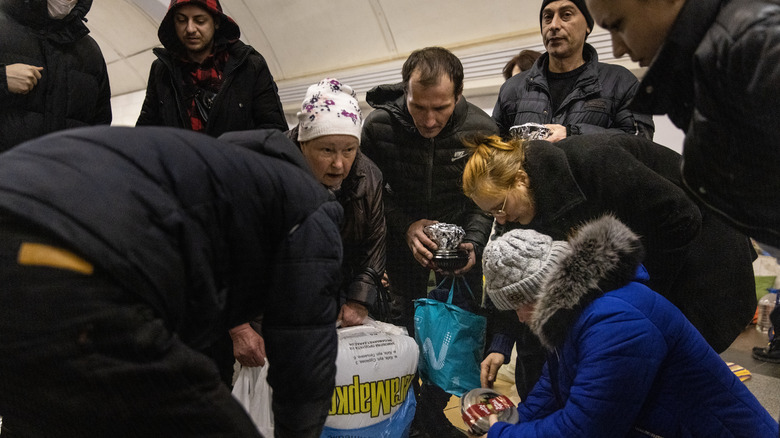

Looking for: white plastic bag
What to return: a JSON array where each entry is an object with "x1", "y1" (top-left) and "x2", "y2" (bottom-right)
[{"x1": 232, "y1": 360, "x2": 274, "y2": 437}]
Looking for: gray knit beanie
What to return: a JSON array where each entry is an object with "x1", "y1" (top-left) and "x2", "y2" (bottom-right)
[{"x1": 483, "y1": 228, "x2": 570, "y2": 310}]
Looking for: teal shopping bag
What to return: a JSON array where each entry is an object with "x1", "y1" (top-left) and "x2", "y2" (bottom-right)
[{"x1": 413, "y1": 277, "x2": 486, "y2": 396}]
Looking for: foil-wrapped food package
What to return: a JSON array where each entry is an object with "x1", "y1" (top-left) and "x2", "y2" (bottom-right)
[
  {"x1": 423, "y1": 223, "x2": 465, "y2": 250},
  {"x1": 460, "y1": 388, "x2": 519, "y2": 435},
  {"x1": 508, "y1": 122, "x2": 551, "y2": 141}
]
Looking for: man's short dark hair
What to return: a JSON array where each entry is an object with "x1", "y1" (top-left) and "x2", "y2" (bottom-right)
[{"x1": 402, "y1": 47, "x2": 464, "y2": 98}]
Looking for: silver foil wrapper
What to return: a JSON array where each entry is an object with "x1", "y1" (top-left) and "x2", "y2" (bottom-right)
[
  {"x1": 508, "y1": 122, "x2": 551, "y2": 141},
  {"x1": 460, "y1": 388, "x2": 519, "y2": 435},
  {"x1": 423, "y1": 223, "x2": 465, "y2": 251}
]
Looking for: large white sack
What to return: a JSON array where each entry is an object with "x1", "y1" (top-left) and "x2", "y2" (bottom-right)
[{"x1": 325, "y1": 319, "x2": 419, "y2": 430}]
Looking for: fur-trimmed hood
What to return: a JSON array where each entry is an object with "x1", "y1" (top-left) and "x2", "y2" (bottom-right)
[{"x1": 530, "y1": 215, "x2": 646, "y2": 350}]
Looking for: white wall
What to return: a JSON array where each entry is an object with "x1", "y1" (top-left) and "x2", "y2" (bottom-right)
[{"x1": 110, "y1": 90, "x2": 146, "y2": 127}]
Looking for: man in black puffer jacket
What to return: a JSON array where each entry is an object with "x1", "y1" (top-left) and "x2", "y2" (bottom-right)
[
  {"x1": 0, "y1": 126, "x2": 343, "y2": 438},
  {"x1": 136, "y1": 0, "x2": 287, "y2": 136},
  {"x1": 361, "y1": 46, "x2": 497, "y2": 437},
  {"x1": 0, "y1": 0, "x2": 111, "y2": 152},
  {"x1": 493, "y1": 0, "x2": 653, "y2": 141}
]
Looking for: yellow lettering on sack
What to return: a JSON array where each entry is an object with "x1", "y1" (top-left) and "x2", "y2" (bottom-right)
[{"x1": 328, "y1": 373, "x2": 415, "y2": 417}]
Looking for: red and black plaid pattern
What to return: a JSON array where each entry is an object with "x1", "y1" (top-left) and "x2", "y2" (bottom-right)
[{"x1": 181, "y1": 48, "x2": 228, "y2": 132}]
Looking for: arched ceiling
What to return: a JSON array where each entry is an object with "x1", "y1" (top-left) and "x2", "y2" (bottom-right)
[{"x1": 86, "y1": 0, "x2": 642, "y2": 115}]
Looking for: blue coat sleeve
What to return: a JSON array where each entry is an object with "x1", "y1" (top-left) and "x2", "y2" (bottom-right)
[{"x1": 488, "y1": 299, "x2": 668, "y2": 438}]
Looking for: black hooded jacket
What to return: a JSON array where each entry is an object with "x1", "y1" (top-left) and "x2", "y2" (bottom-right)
[
  {"x1": 0, "y1": 0, "x2": 111, "y2": 152},
  {"x1": 136, "y1": 0, "x2": 287, "y2": 136},
  {"x1": 0, "y1": 126, "x2": 343, "y2": 436}
]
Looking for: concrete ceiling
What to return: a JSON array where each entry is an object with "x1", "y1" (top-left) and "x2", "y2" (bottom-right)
[{"x1": 86, "y1": 0, "x2": 642, "y2": 115}]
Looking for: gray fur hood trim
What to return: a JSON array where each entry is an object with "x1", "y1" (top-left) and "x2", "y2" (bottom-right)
[{"x1": 529, "y1": 215, "x2": 645, "y2": 350}]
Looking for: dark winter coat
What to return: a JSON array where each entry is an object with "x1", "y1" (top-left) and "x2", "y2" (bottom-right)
[
  {"x1": 223, "y1": 126, "x2": 387, "y2": 308},
  {"x1": 135, "y1": 0, "x2": 287, "y2": 136},
  {"x1": 335, "y1": 150, "x2": 386, "y2": 307},
  {"x1": 0, "y1": 126, "x2": 343, "y2": 435},
  {"x1": 362, "y1": 83, "x2": 497, "y2": 256},
  {"x1": 0, "y1": 0, "x2": 111, "y2": 152},
  {"x1": 492, "y1": 44, "x2": 653, "y2": 140},
  {"x1": 629, "y1": 0, "x2": 780, "y2": 247},
  {"x1": 498, "y1": 133, "x2": 756, "y2": 353},
  {"x1": 488, "y1": 216, "x2": 777, "y2": 438}
]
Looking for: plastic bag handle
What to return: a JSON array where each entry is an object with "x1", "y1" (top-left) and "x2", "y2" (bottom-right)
[
  {"x1": 436, "y1": 276, "x2": 477, "y2": 305},
  {"x1": 460, "y1": 277, "x2": 476, "y2": 302},
  {"x1": 448, "y1": 279, "x2": 456, "y2": 305}
]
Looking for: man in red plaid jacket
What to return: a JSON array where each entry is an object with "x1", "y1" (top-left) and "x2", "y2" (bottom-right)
[{"x1": 136, "y1": 0, "x2": 288, "y2": 136}]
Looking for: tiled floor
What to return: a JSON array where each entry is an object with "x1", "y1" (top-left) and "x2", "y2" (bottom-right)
[
  {"x1": 722, "y1": 326, "x2": 780, "y2": 379},
  {"x1": 721, "y1": 326, "x2": 780, "y2": 419},
  {"x1": 443, "y1": 325, "x2": 780, "y2": 434}
]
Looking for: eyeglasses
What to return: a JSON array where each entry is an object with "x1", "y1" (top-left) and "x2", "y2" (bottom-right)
[{"x1": 489, "y1": 191, "x2": 509, "y2": 218}]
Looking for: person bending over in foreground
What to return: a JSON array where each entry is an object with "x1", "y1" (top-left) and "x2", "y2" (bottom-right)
[{"x1": 0, "y1": 126, "x2": 342, "y2": 438}]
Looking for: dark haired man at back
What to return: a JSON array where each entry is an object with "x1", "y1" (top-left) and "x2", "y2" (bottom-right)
[
  {"x1": 493, "y1": 0, "x2": 654, "y2": 141},
  {"x1": 136, "y1": 0, "x2": 287, "y2": 136},
  {"x1": 361, "y1": 46, "x2": 498, "y2": 437}
]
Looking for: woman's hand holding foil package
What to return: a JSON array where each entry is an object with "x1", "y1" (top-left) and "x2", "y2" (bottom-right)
[
  {"x1": 468, "y1": 414, "x2": 498, "y2": 438},
  {"x1": 406, "y1": 219, "x2": 439, "y2": 268}
]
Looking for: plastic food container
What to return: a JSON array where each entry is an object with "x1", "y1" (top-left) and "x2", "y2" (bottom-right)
[
  {"x1": 424, "y1": 223, "x2": 469, "y2": 271},
  {"x1": 460, "y1": 388, "x2": 518, "y2": 435}
]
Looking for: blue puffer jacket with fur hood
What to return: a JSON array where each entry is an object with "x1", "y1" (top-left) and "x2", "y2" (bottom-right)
[{"x1": 488, "y1": 216, "x2": 777, "y2": 438}]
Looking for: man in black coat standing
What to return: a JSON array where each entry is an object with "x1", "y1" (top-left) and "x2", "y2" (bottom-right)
[
  {"x1": 136, "y1": 0, "x2": 287, "y2": 136},
  {"x1": 0, "y1": 126, "x2": 343, "y2": 438},
  {"x1": 492, "y1": 0, "x2": 653, "y2": 141},
  {"x1": 361, "y1": 46, "x2": 497, "y2": 437}
]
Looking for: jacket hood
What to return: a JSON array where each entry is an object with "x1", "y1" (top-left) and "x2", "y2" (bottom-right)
[
  {"x1": 217, "y1": 129, "x2": 310, "y2": 172},
  {"x1": 1, "y1": 0, "x2": 91, "y2": 43},
  {"x1": 365, "y1": 81, "x2": 470, "y2": 139},
  {"x1": 530, "y1": 215, "x2": 646, "y2": 350},
  {"x1": 365, "y1": 83, "x2": 413, "y2": 131},
  {"x1": 158, "y1": 0, "x2": 240, "y2": 52}
]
